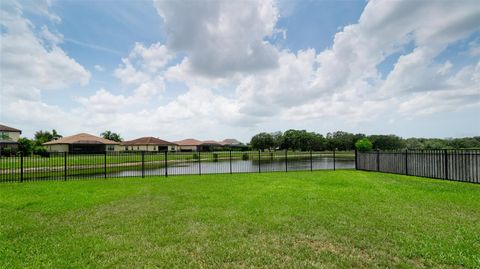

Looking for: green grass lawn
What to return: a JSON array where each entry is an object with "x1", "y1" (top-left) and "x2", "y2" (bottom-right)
[{"x1": 1, "y1": 171, "x2": 479, "y2": 268}]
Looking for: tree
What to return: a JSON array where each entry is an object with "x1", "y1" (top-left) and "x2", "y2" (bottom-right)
[
  {"x1": 52, "y1": 129, "x2": 62, "y2": 140},
  {"x1": 368, "y1": 135, "x2": 405, "y2": 150},
  {"x1": 34, "y1": 130, "x2": 54, "y2": 144},
  {"x1": 355, "y1": 138, "x2": 373, "y2": 152},
  {"x1": 100, "y1": 131, "x2": 123, "y2": 142},
  {"x1": 34, "y1": 129, "x2": 62, "y2": 144},
  {"x1": 309, "y1": 133, "x2": 326, "y2": 151},
  {"x1": 250, "y1": 132, "x2": 274, "y2": 151},
  {"x1": 325, "y1": 131, "x2": 356, "y2": 150},
  {"x1": 17, "y1": 138, "x2": 34, "y2": 156},
  {"x1": 271, "y1": 131, "x2": 284, "y2": 149}
]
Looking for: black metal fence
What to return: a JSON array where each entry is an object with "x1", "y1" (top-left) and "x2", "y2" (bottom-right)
[
  {"x1": 356, "y1": 149, "x2": 480, "y2": 183},
  {"x1": 0, "y1": 150, "x2": 355, "y2": 183}
]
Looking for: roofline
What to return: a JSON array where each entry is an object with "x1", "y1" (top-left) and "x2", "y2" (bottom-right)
[
  {"x1": 0, "y1": 129, "x2": 21, "y2": 133},
  {"x1": 121, "y1": 142, "x2": 178, "y2": 146},
  {"x1": 44, "y1": 140, "x2": 120, "y2": 145}
]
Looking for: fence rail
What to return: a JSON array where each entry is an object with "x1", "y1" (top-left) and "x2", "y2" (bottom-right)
[
  {"x1": 356, "y1": 149, "x2": 480, "y2": 183},
  {"x1": 0, "y1": 150, "x2": 355, "y2": 183}
]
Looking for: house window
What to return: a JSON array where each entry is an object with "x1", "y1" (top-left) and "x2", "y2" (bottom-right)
[
  {"x1": 107, "y1": 145, "x2": 115, "y2": 151},
  {"x1": 0, "y1": 132, "x2": 11, "y2": 140},
  {"x1": 137, "y1": 146, "x2": 140, "y2": 150},
  {"x1": 153, "y1": 146, "x2": 156, "y2": 150},
  {"x1": 125, "y1": 146, "x2": 128, "y2": 151}
]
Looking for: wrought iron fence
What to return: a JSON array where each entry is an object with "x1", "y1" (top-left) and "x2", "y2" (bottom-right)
[
  {"x1": 356, "y1": 149, "x2": 480, "y2": 183},
  {"x1": 0, "y1": 150, "x2": 355, "y2": 183}
]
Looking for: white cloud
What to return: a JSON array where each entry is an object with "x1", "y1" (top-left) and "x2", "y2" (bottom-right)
[
  {"x1": 0, "y1": 0, "x2": 89, "y2": 134},
  {"x1": 154, "y1": 0, "x2": 279, "y2": 77},
  {"x1": 0, "y1": 1, "x2": 90, "y2": 97},
  {"x1": 468, "y1": 39, "x2": 480, "y2": 56},
  {"x1": 94, "y1": 65, "x2": 105, "y2": 72}
]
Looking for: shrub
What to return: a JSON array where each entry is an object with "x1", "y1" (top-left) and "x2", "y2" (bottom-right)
[
  {"x1": 33, "y1": 146, "x2": 49, "y2": 157},
  {"x1": 213, "y1": 153, "x2": 218, "y2": 162},
  {"x1": 193, "y1": 153, "x2": 199, "y2": 159},
  {"x1": 242, "y1": 153, "x2": 249, "y2": 160},
  {"x1": 1, "y1": 146, "x2": 12, "y2": 157},
  {"x1": 355, "y1": 138, "x2": 373, "y2": 152},
  {"x1": 18, "y1": 138, "x2": 33, "y2": 156}
]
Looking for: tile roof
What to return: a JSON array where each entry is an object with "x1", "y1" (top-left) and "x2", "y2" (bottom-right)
[
  {"x1": 0, "y1": 124, "x2": 21, "y2": 133},
  {"x1": 202, "y1": 140, "x2": 222, "y2": 146},
  {"x1": 173, "y1": 138, "x2": 203, "y2": 146},
  {"x1": 43, "y1": 133, "x2": 119, "y2": 145},
  {"x1": 122, "y1": 137, "x2": 176, "y2": 146},
  {"x1": 219, "y1": 139, "x2": 242, "y2": 145}
]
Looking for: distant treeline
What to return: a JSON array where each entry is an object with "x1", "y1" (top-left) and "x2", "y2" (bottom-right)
[{"x1": 249, "y1": 130, "x2": 480, "y2": 151}]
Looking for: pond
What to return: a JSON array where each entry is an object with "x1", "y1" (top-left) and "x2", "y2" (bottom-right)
[{"x1": 107, "y1": 157, "x2": 355, "y2": 177}]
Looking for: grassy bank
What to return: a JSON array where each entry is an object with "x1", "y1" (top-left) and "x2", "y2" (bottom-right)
[{"x1": 2, "y1": 170, "x2": 478, "y2": 268}]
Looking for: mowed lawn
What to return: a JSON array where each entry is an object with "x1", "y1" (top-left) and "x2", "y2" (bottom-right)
[{"x1": 1, "y1": 171, "x2": 479, "y2": 268}]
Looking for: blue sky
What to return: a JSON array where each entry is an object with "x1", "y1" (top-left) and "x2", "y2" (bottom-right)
[{"x1": 1, "y1": 0, "x2": 479, "y2": 142}]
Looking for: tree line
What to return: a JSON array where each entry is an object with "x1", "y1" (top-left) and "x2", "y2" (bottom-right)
[{"x1": 249, "y1": 130, "x2": 480, "y2": 151}]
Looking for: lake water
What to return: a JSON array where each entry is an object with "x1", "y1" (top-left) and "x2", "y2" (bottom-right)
[{"x1": 107, "y1": 157, "x2": 355, "y2": 177}]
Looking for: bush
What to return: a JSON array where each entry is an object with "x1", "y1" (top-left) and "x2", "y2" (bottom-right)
[
  {"x1": 193, "y1": 153, "x2": 199, "y2": 159},
  {"x1": 242, "y1": 153, "x2": 249, "y2": 160},
  {"x1": 18, "y1": 138, "x2": 33, "y2": 156},
  {"x1": 355, "y1": 138, "x2": 373, "y2": 152},
  {"x1": 213, "y1": 153, "x2": 218, "y2": 162},
  {"x1": 1, "y1": 146, "x2": 12, "y2": 157},
  {"x1": 33, "y1": 146, "x2": 49, "y2": 157}
]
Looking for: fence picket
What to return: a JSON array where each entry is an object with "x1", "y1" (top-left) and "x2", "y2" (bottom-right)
[{"x1": 356, "y1": 149, "x2": 479, "y2": 183}]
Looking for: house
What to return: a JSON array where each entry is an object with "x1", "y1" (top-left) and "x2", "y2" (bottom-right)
[
  {"x1": 201, "y1": 140, "x2": 223, "y2": 151},
  {"x1": 43, "y1": 133, "x2": 120, "y2": 153},
  {"x1": 219, "y1": 139, "x2": 243, "y2": 147},
  {"x1": 174, "y1": 139, "x2": 223, "y2": 152},
  {"x1": 121, "y1": 137, "x2": 178, "y2": 152},
  {"x1": 174, "y1": 138, "x2": 203, "y2": 152},
  {"x1": 0, "y1": 124, "x2": 21, "y2": 155}
]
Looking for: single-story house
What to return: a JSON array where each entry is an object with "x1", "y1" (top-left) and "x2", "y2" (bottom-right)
[
  {"x1": 174, "y1": 138, "x2": 203, "y2": 152},
  {"x1": 121, "y1": 137, "x2": 178, "y2": 152},
  {"x1": 200, "y1": 140, "x2": 223, "y2": 151},
  {"x1": 219, "y1": 138, "x2": 248, "y2": 150},
  {"x1": 219, "y1": 139, "x2": 243, "y2": 147},
  {"x1": 43, "y1": 133, "x2": 120, "y2": 153},
  {"x1": 174, "y1": 138, "x2": 224, "y2": 152},
  {"x1": 0, "y1": 124, "x2": 21, "y2": 155}
]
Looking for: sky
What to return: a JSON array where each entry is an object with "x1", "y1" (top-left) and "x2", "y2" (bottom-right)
[{"x1": 0, "y1": 0, "x2": 479, "y2": 142}]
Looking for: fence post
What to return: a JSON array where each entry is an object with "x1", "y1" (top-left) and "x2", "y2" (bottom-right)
[
  {"x1": 444, "y1": 149, "x2": 448, "y2": 180},
  {"x1": 103, "y1": 151, "x2": 107, "y2": 179},
  {"x1": 285, "y1": 150, "x2": 288, "y2": 172},
  {"x1": 64, "y1": 152, "x2": 67, "y2": 181},
  {"x1": 354, "y1": 149, "x2": 357, "y2": 170},
  {"x1": 376, "y1": 149, "x2": 380, "y2": 172},
  {"x1": 229, "y1": 150, "x2": 232, "y2": 174},
  {"x1": 164, "y1": 151, "x2": 168, "y2": 177},
  {"x1": 198, "y1": 151, "x2": 201, "y2": 176},
  {"x1": 258, "y1": 150, "x2": 261, "y2": 173},
  {"x1": 405, "y1": 149, "x2": 408, "y2": 175},
  {"x1": 333, "y1": 149, "x2": 336, "y2": 171},
  {"x1": 141, "y1": 151, "x2": 145, "y2": 178},
  {"x1": 310, "y1": 150, "x2": 313, "y2": 171},
  {"x1": 20, "y1": 152, "x2": 23, "y2": 183}
]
